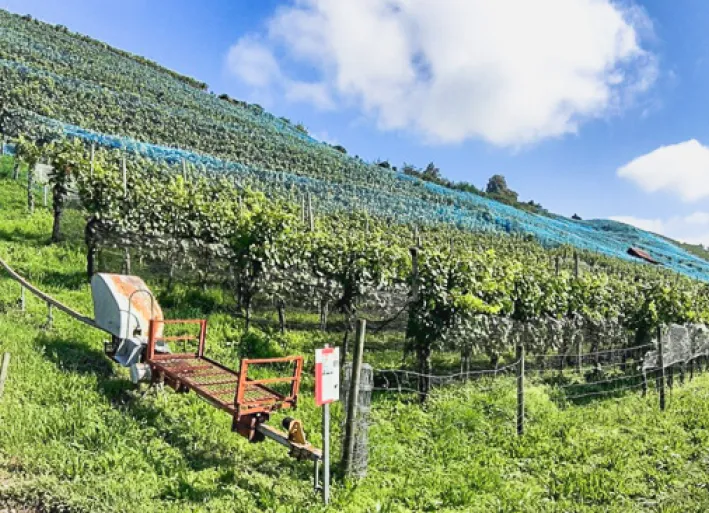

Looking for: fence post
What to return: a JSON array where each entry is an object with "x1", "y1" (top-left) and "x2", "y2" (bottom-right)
[
  {"x1": 0, "y1": 353, "x2": 10, "y2": 399},
  {"x1": 342, "y1": 319, "x2": 366, "y2": 476},
  {"x1": 517, "y1": 343, "x2": 525, "y2": 436},
  {"x1": 46, "y1": 303, "x2": 53, "y2": 330},
  {"x1": 657, "y1": 325, "x2": 665, "y2": 411},
  {"x1": 576, "y1": 335, "x2": 582, "y2": 374}
]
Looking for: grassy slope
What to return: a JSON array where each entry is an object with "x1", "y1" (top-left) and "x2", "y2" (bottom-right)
[{"x1": 3, "y1": 158, "x2": 709, "y2": 512}]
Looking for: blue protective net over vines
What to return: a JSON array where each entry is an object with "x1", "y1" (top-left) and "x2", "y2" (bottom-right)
[{"x1": 26, "y1": 114, "x2": 709, "y2": 283}]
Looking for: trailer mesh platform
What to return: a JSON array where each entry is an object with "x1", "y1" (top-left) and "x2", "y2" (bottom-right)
[{"x1": 146, "y1": 320, "x2": 303, "y2": 418}]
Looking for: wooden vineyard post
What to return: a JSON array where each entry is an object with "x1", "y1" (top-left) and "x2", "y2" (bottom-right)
[
  {"x1": 0, "y1": 353, "x2": 10, "y2": 400},
  {"x1": 46, "y1": 303, "x2": 54, "y2": 330},
  {"x1": 122, "y1": 154, "x2": 127, "y2": 197},
  {"x1": 90, "y1": 143, "x2": 95, "y2": 177},
  {"x1": 642, "y1": 369, "x2": 648, "y2": 397},
  {"x1": 517, "y1": 342, "x2": 525, "y2": 436},
  {"x1": 574, "y1": 253, "x2": 580, "y2": 278},
  {"x1": 658, "y1": 325, "x2": 666, "y2": 411},
  {"x1": 123, "y1": 248, "x2": 131, "y2": 275},
  {"x1": 182, "y1": 159, "x2": 187, "y2": 179},
  {"x1": 410, "y1": 246, "x2": 420, "y2": 302},
  {"x1": 342, "y1": 319, "x2": 366, "y2": 476},
  {"x1": 576, "y1": 336, "x2": 582, "y2": 374},
  {"x1": 307, "y1": 193, "x2": 314, "y2": 231},
  {"x1": 555, "y1": 255, "x2": 560, "y2": 276}
]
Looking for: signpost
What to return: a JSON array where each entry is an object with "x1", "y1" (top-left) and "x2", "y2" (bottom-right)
[{"x1": 315, "y1": 345, "x2": 339, "y2": 505}]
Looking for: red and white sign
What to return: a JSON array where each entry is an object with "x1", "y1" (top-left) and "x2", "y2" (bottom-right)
[{"x1": 315, "y1": 346, "x2": 340, "y2": 406}]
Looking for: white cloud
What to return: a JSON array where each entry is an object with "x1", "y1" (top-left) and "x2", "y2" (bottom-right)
[
  {"x1": 226, "y1": 0, "x2": 657, "y2": 146},
  {"x1": 618, "y1": 140, "x2": 709, "y2": 202},
  {"x1": 284, "y1": 81, "x2": 335, "y2": 110},
  {"x1": 610, "y1": 212, "x2": 709, "y2": 246},
  {"x1": 226, "y1": 36, "x2": 281, "y2": 87}
]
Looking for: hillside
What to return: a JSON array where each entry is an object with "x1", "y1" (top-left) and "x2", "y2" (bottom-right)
[
  {"x1": 6, "y1": 6, "x2": 709, "y2": 513},
  {"x1": 4, "y1": 158, "x2": 709, "y2": 513},
  {"x1": 0, "y1": 7, "x2": 708, "y2": 282}
]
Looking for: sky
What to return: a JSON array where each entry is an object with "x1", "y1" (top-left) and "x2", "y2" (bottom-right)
[{"x1": 3, "y1": 0, "x2": 709, "y2": 245}]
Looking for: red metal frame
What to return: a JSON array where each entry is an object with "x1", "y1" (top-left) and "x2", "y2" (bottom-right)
[
  {"x1": 235, "y1": 356, "x2": 304, "y2": 416},
  {"x1": 146, "y1": 319, "x2": 303, "y2": 422},
  {"x1": 147, "y1": 318, "x2": 207, "y2": 361}
]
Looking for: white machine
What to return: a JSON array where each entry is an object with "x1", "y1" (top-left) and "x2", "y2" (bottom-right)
[{"x1": 90, "y1": 273, "x2": 169, "y2": 379}]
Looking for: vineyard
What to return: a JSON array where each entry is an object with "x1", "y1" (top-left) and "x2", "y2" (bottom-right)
[
  {"x1": 4, "y1": 7, "x2": 709, "y2": 513},
  {"x1": 1, "y1": 10, "x2": 709, "y2": 281},
  {"x1": 3, "y1": 155, "x2": 709, "y2": 512}
]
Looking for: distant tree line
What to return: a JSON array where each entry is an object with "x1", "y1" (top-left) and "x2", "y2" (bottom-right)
[{"x1": 374, "y1": 160, "x2": 548, "y2": 216}]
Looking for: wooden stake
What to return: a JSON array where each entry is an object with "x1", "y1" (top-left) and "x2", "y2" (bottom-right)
[
  {"x1": 90, "y1": 143, "x2": 95, "y2": 177},
  {"x1": 658, "y1": 325, "x2": 665, "y2": 411},
  {"x1": 574, "y1": 253, "x2": 580, "y2": 278},
  {"x1": 410, "y1": 247, "x2": 420, "y2": 302},
  {"x1": 517, "y1": 343, "x2": 525, "y2": 435},
  {"x1": 122, "y1": 155, "x2": 127, "y2": 196},
  {"x1": 0, "y1": 353, "x2": 10, "y2": 399},
  {"x1": 343, "y1": 319, "x2": 366, "y2": 475},
  {"x1": 307, "y1": 193, "x2": 314, "y2": 231}
]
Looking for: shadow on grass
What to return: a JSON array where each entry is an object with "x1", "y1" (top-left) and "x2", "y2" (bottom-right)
[
  {"x1": 36, "y1": 331, "x2": 310, "y2": 487},
  {"x1": 34, "y1": 270, "x2": 88, "y2": 291},
  {"x1": 540, "y1": 370, "x2": 650, "y2": 407},
  {"x1": 39, "y1": 335, "x2": 114, "y2": 378},
  {"x1": 0, "y1": 225, "x2": 49, "y2": 245}
]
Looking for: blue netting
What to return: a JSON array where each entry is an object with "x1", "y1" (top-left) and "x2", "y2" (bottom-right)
[{"x1": 18, "y1": 113, "x2": 709, "y2": 282}]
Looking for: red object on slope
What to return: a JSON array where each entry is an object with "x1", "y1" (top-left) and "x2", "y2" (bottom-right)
[{"x1": 627, "y1": 247, "x2": 660, "y2": 265}]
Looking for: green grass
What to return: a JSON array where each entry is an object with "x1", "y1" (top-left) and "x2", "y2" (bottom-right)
[{"x1": 3, "y1": 162, "x2": 709, "y2": 511}]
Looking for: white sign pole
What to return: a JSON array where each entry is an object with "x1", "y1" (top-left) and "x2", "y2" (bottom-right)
[
  {"x1": 323, "y1": 399, "x2": 330, "y2": 505},
  {"x1": 315, "y1": 344, "x2": 339, "y2": 505}
]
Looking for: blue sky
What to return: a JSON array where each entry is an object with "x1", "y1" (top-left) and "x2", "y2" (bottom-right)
[{"x1": 4, "y1": 0, "x2": 709, "y2": 244}]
